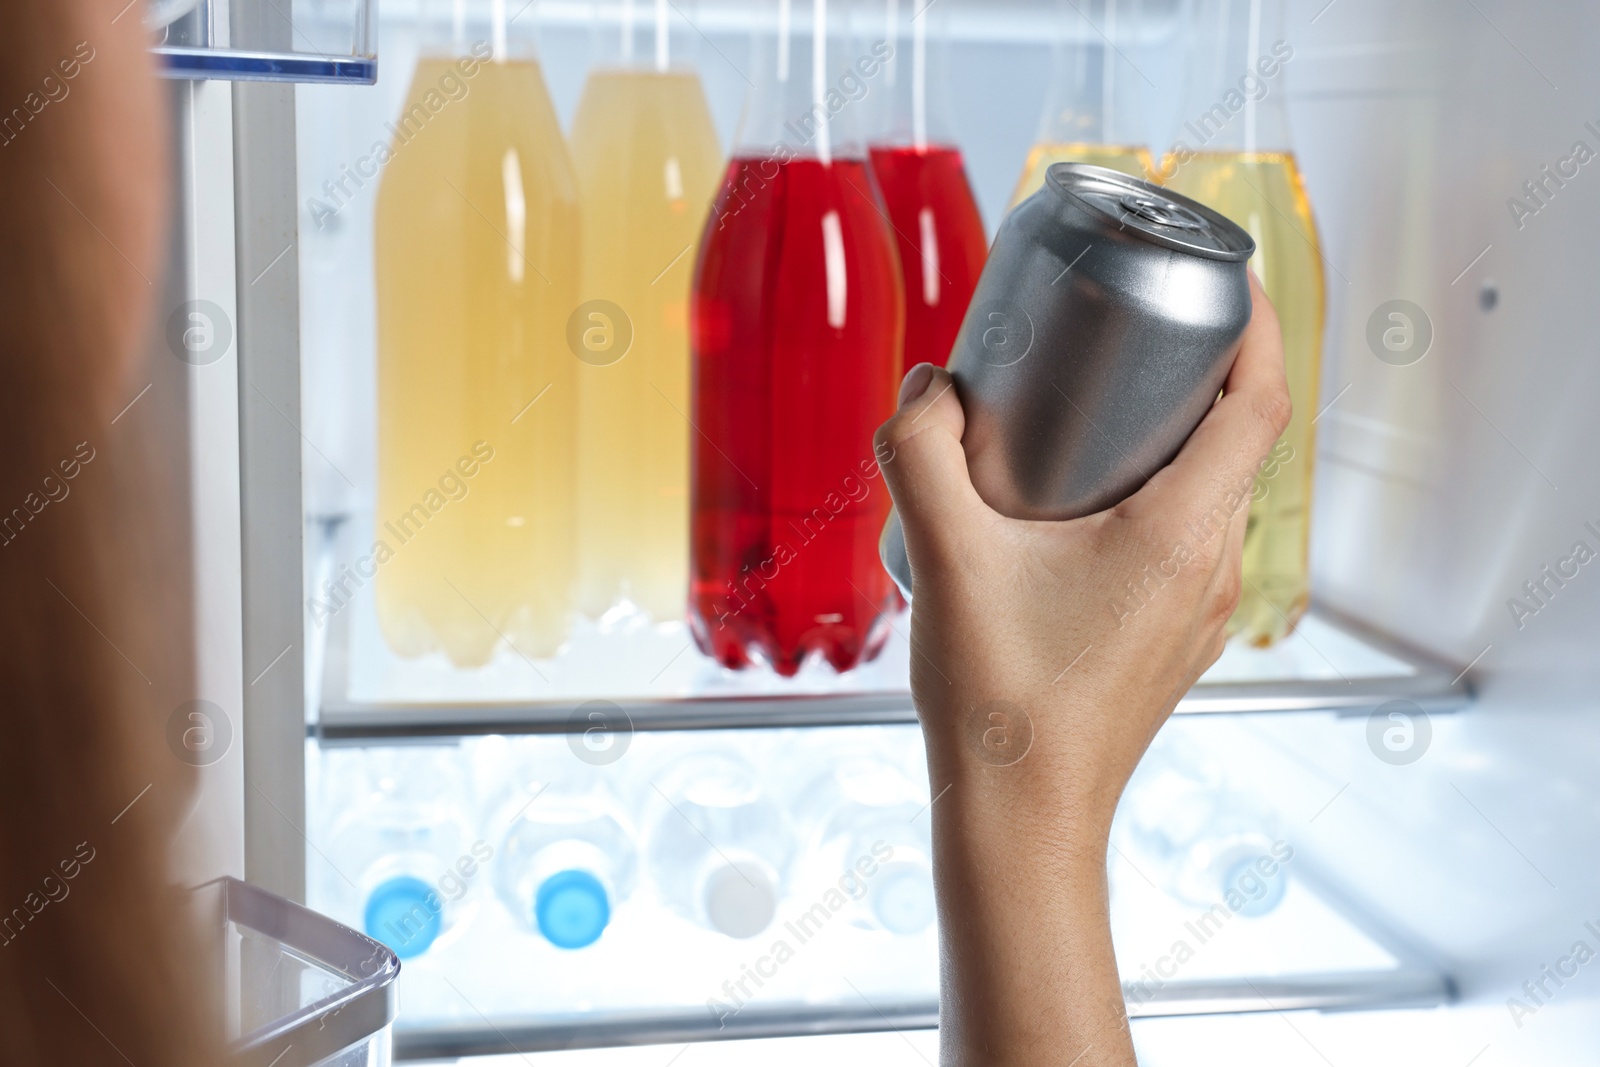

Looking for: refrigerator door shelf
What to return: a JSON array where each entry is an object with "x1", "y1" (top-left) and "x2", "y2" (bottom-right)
[
  {"x1": 157, "y1": 46, "x2": 377, "y2": 84},
  {"x1": 195, "y1": 876, "x2": 400, "y2": 1067},
  {"x1": 150, "y1": 0, "x2": 375, "y2": 84}
]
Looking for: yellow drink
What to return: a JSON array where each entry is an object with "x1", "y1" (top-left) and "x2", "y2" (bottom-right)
[
  {"x1": 568, "y1": 68, "x2": 722, "y2": 622},
  {"x1": 1160, "y1": 150, "x2": 1323, "y2": 646},
  {"x1": 1009, "y1": 142, "x2": 1157, "y2": 207},
  {"x1": 374, "y1": 58, "x2": 580, "y2": 667}
]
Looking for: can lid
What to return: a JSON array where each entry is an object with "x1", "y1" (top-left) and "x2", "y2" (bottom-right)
[{"x1": 1044, "y1": 163, "x2": 1256, "y2": 262}]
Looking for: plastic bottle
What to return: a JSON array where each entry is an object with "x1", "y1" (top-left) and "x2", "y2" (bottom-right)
[
  {"x1": 569, "y1": 1, "x2": 723, "y2": 623},
  {"x1": 794, "y1": 752, "x2": 935, "y2": 935},
  {"x1": 1158, "y1": 0, "x2": 1321, "y2": 647},
  {"x1": 643, "y1": 750, "x2": 796, "y2": 939},
  {"x1": 324, "y1": 748, "x2": 481, "y2": 959},
  {"x1": 1011, "y1": 0, "x2": 1156, "y2": 205},
  {"x1": 374, "y1": 0, "x2": 580, "y2": 667},
  {"x1": 862, "y1": 0, "x2": 987, "y2": 373},
  {"x1": 492, "y1": 769, "x2": 638, "y2": 950},
  {"x1": 1117, "y1": 734, "x2": 1290, "y2": 917},
  {"x1": 687, "y1": 0, "x2": 904, "y2": 676}
]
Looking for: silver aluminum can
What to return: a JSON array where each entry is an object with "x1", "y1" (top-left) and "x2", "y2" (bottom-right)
[{"x1": 882, "y1": 162, "x2": 1255, "y2": 598}]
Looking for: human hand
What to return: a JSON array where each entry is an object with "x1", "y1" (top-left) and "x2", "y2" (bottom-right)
[
  {"x1": 872, "y1": 271, "x2": 1289, "y2": 1065},
  {"x1": 876, "y1": 270, "x2": 1289, "y2": 828}
]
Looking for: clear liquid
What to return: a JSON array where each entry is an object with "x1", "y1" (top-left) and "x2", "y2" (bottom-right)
[
  {"x1": 1160, "y1": 151, "x2": 1323, "y2": 646},
  {"x1": 569, "y1": 69, "x2": 723, "y2": 623},
  {"x1": 1009, "y1": 142, "x2": 1157, "y2": 208},
  {"x1": 374, "y1": 58, "x2": 581, "y2": 667}
]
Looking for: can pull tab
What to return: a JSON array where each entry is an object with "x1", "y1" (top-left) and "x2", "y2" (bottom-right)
[{"x1": 1119, "y1": 193, "x2": 1209, "y2": 232}]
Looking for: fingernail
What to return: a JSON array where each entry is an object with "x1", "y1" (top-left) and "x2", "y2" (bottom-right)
[{"x1": 898, "y1": 363, "x2": 935, "y2": 408}]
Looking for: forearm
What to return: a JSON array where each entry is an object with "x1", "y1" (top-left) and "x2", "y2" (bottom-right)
[
  {"x1": 879, "y1": 250, "x2": 1287, "y2": 1067},
  {"x1": 922, "y1": 715, "x2": 1136, "y2": 1067}
]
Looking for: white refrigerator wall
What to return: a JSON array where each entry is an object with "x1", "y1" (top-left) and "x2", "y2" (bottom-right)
[{"x1": 1288, "y1": 0, "x2": 1600, "y2": 1029}]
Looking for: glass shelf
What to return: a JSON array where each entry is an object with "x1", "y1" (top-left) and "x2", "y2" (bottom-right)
[{"x1": 309, "y1": 517, "x2": 1473, "y2": 741}]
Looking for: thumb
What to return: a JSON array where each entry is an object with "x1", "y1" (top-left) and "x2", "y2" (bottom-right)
[{"x1": 873, "y1": 364, "x2": 988, "y2": 565}]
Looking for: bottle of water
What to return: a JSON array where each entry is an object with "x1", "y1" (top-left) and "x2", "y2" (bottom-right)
[
  {"x1": 1117, "y1": 734, "x2": 1291, "y2": 917},
  {"x1": 492, "y1": 766, "x2": 638, "y2": 950},
  {"x1": 642, "y1": 750, "x2": 795, "y2": 940},
  {"x1": 794, "y1": 752, "x2": 936, "y2": 936},
  {"x1": 323, "y1": 747, "x2": 481, "y2": 960}
]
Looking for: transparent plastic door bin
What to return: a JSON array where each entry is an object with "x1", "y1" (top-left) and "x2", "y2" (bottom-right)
[
  {"x1": 198, "y1": 876, "x2": 399, "y2": 1067},
  {"x1": 153, "y1": 0, "x2": 377, "y2": 84}
]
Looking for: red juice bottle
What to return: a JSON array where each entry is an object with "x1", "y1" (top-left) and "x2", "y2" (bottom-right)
[
  {"x1": 865, "y1": 0, "x2": 987, "y2": 373},
  {"x1": 687, "y1": 0, "x2": 904, "y2": 676},
  {"x1": 868, "y1": 144, "x2": 987, "y2": 373}
]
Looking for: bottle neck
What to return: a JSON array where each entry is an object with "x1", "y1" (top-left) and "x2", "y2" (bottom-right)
[
  {"x1": 418, "y1": 0, "x2": 538, "y2": 61},
  {"x1": 864, "y1": 0, "x2": 957, "y2": 150},
  {"x1": 588, "y1": 0, "x2": 698, "y2": 73},
  {"x1": 735, "y1": 0, "x2": 880, "y2": 161},
  {"x1": 1174, "y1": 0, "x2": 1294, "y2": 156},
  {"x1": 1035, "y1": 0, "x2": 1146, "y2": 150}
]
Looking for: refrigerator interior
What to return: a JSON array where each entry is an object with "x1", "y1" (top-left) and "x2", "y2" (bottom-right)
[{"x1": 160, "y1": 0, "x2": 1600, "y2": 1060}]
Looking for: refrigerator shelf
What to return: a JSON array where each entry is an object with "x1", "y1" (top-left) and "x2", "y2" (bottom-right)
[
  {"x1": 320, "y1": 652, "x2": 1471, "y2": 738},
  {"x1": 313, "y1": 511, "x2": 1473, "y2": 739},
  {"x1": 301, "y1": 722, "x2": 1451, "y2": 1064}
]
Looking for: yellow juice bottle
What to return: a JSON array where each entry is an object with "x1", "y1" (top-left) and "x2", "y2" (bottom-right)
[
  {"x1": 568, "y1": 63, "x2": 722, "y2": 622},
  {"x1": 1010, "y1": 142, "x2": 1156, "y2": 206},
  {"x1": 374, "y1": 36, "x2": 581, "y2": 667},
  {"x1": 1160, "y1": 0, "x2": 1321, "y2": 646},
  {"x1": 1009, "y1": 0, "x2": 1154, "y2": 207},
  {"x1": 1161, "y1": 151, "x2": 1322, "y2": 645}
]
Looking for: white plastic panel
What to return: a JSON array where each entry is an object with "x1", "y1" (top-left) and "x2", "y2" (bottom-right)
[{"x1": 172, "y1": 76, "x2": 248, "y2": 889}]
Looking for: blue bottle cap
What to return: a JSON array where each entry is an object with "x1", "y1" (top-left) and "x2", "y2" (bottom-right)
[
  {"x1": 535, "y1": 869, "x2": 610, "y2": 949},
  {"x1": 365, "y1": 874, "x2": 442, "y2": 959}
]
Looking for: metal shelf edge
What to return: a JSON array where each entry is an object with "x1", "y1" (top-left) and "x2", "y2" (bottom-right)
[
  {"x1": 315, "y1": 672, "x2": 1471, "y2": 741},
  {"x1": 1122, "y1": 968, "x2": 1453, "y2": 1018},
  {"x1": 394, "y1": 1002, "x2": 939, "y2": 1061},
  {"x1": 389, "y1": 969, "x2": 1450, "y2": 1060}
]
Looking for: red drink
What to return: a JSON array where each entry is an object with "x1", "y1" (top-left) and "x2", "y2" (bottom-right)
[
  {"x1": 869, "y1": 144, "x2": 987, "y2": 373},
  {"x1": 688, "y1": 155, "x2": 904, "y2": 676}
]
